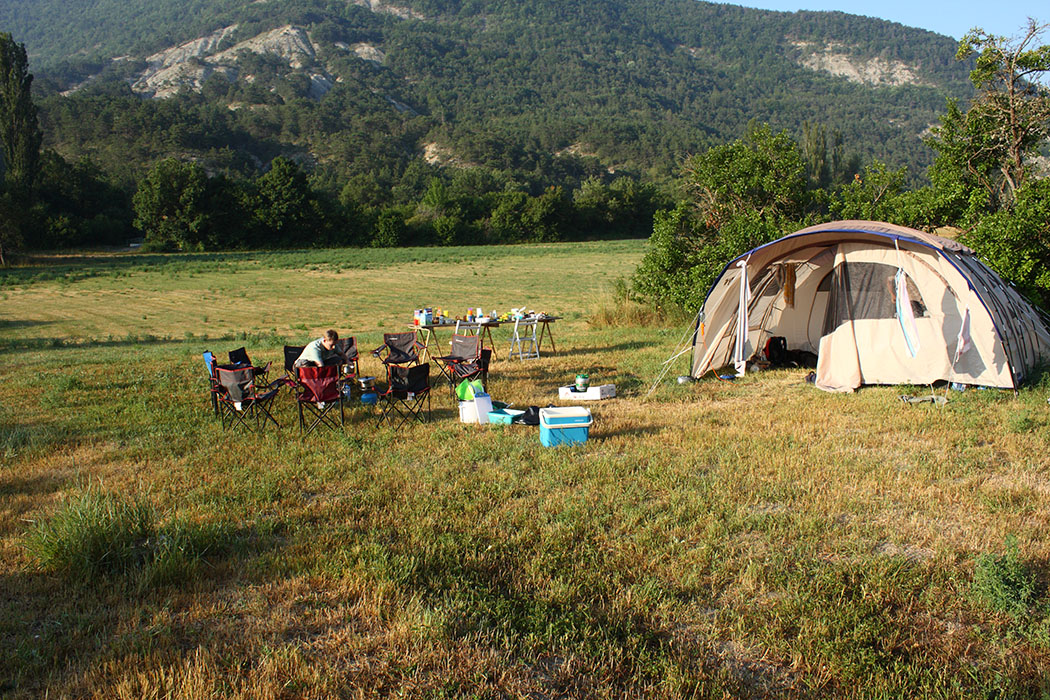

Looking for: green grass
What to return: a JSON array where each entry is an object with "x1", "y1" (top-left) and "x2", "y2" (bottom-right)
[{"x1": 2, "y1": 242, "x2": 1050, "y2": 698}]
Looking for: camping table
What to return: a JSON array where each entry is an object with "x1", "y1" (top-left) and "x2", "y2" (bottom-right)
[
  {"x1": 411, "y1": 320, "x2": 502, "y2": 363},
  {"x1": 533, "y1": 315, "x2": 561, "y2": 355}
]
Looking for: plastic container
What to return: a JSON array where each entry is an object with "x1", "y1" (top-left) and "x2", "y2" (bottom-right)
[
  {"x1": 539, "y1": 407, "x2": 592, "y2": 447},
  {"x1": 473, "y1": 393, "x2": 492, "y2": 424},
  {"x1": 360, "y1": 391, "x2": 378, "y2": 405},
  {"x1": 459, "y1": 400, "x2": 478, "y2": 423},
  {"x1": 488, "y1": 408, "x2": 524, "y2": 425}
]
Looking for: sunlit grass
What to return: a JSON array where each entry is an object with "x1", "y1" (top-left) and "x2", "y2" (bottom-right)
[{"x1": 2, "y1": 242, "x2": 1050, "y2": 697}]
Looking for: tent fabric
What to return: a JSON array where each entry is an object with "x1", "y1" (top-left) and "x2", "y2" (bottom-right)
[{"x1": 690, "y1": 220, "x2": 1050, "y2": 391}]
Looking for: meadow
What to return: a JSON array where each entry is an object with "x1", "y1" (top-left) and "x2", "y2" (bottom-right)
[{"x1": 1, "y1": 240, "x2": 1049, "y2": 698}]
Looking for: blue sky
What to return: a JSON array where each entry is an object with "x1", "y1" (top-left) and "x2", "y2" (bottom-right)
[{"x1": 715, "y1": 0, "x2": 1042, "y2": 40}]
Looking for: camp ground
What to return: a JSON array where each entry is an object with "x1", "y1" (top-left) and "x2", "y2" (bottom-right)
[
  {"x1": 689, "y1": 220, "x2": 1050, "y2": 391},
  {"x1": 4, "y1": 240, "x2": 1050, "y2": 697}
]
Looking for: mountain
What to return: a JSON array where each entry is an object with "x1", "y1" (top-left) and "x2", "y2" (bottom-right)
[{"x1": 2, "y1": 0, "x2": 974, "y2": 194}]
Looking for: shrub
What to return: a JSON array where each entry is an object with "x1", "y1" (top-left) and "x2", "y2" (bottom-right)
[
  {"x1": 973, "y1": 536, "x2": 1038, "y2": 617},
  {"x1": 25, "y1": 486, "x2": 228, "y2": 587}
]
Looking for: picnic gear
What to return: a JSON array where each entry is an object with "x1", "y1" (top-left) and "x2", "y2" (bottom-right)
[
  {"x1": 688, "y1": 220, "x2": 1050, "y2": 391},
  {"x1": 433, "y1": 334, "x2": 482, "y2": 392},
  {"x1": 512, "y1": 406, "x2": 542, "y2": 426},
  {"x1": 202, "y1": 350, "x2": 222, "y2": 415},
  {"x1": 296, "y1": 365, "x2": 344, "y2": 436},
  {"x1": 456, "y1": 378, "x2": 486, "y2": 401},
  {"x1": 539, "y1": 407, "x2": 592, "y2": 447},
  {"x1": 559, "y1": 384, "x2": 616, "y2": 400},
  {"x1": 377, "y1": 362, "x2": 431, "y2": 428},
  {"x1": 372, "y1": 332, "x2": 423, "y2": 367},
  {"x1": 488, "y1": 408, "x2": 525, "y2": 424},
  {"x1": 228, "y1": 346, "x2": 275, "y2": 386},
  {"x1": 282, "y1": 345, "x2": 305, "y2": 386},
  {"x1": 216, "y1": 365, "x2": 280, "y2": 432},
  {"x1": 575, "y1": 373, "x2": 590, "y2": 392}
]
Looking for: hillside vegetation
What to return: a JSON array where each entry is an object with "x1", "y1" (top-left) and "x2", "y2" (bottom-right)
[{"x1": 4, "y1": 0, "x2": 971, "y2": 190}]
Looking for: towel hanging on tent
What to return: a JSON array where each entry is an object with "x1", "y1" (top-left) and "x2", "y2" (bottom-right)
[
  {"x1": 734, "y1": 259, "x2": 751, "y2": 376},
  {"x1": 895, "y1": 269, "x2": 920, "y2": 358}
]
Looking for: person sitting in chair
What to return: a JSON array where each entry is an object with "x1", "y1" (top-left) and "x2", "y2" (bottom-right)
[{"x1": 295, "y1": 329, "x2": 340, "y2": 368}]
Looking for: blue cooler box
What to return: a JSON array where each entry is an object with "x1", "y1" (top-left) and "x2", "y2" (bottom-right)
[{"x1": 539, "y1": 407, "x2": 592, "y2": 447}]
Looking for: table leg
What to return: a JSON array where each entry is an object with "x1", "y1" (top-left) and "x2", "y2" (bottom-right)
[
  {"x1": 418, "y1": 328, "x2": 435, "y2": 363},
  {"x1": 538, "y1": 321, "x2": 556, "y2": 355},
  {"x1": 484, "y1": 326, "x2": 498, "y2": 359}
]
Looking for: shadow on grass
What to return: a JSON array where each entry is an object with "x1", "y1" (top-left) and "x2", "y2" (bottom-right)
[
  {"x1": 1, "y1": 521, "x2": 287, "y2": 696},
  {"x1": 0, "y1": 319, "x2": 55, "y2": 331}
]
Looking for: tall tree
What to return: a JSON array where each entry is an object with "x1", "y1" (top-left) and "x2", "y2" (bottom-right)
[
  {"x1": 955, "y1": 19, "x2": 1050, "y2": 207},
  {"x1": 0, "y1": 33, "x2": 41, "y2": 193},
  {"x1": 0, "y1": 33, "x2": 42, "y2": 265}
]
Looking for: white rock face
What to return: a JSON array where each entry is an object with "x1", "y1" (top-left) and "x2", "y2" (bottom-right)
[
  {"x1": 212, "y1": 25, "x2": 317, "y2": 69},
  {"x1": 793, "y1": 41, "x2": 931, "y2": 87},
  {"x1": 352, "y1": 42, "x2": 386, "y2": 64},
  {"x1": 350, "y1": 0, "x2": 425, "y2": 21},
  {"x1": 131, "y1": 24, "x2": 328, "y2": 98}
]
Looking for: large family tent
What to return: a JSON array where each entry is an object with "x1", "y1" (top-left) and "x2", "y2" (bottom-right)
[{"x1": 690, "y1": 220, "x2": 1050, "y2": 392}]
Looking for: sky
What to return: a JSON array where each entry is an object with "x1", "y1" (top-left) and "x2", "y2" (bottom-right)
[{"x1": 714, "y1": 0, "x2": 1042, "y2": 40}]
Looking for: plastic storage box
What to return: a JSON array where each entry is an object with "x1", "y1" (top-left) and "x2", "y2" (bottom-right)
[
  {"x1": 558, "y1": 384, "x2": 616, "y2": 401},
  {"x1": 539, "y1": 407, "x2": 592, "y2": 447},
  {"x1": 487, "y1": 408, "x2": 524, "y2": 425}
]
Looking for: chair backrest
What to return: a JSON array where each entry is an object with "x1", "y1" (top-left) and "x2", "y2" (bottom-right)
[
  {"x1": 479, "y1": 348, "x2": 492, "y2": 371},
  {"x1": 335, "y1": 337, "x2": 358, "y2": 361},
  {"x1": 217, "y1": 366, "x2": 254, "y2": 402},
  {"x1": 203, "y1": 351, "x2": 216, "y2": 377},
  {"x1": 383, "y1": 332, "x2": 419, "y2": 364},
  {"x1": 284, "y1": 345, "x2": 305, "y2": 374},
  {"x1": 449, "y1": 334, "x2": 480, "y2": 360},
  {"x1": 228, "y1": 346, "x2": 250, "y2": 366},
  {"x1": 389, "y1": 362, "x2": 430, "y2": 393},
  {"x1": 297, "y1": 365, "x2": 341, "y2": 403}
]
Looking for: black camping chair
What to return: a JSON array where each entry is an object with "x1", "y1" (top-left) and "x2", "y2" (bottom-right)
[
  {"x1": 295, "y1": 364, "x2": 345, "y2": 436},
  {"x1": 282, "y1": 345, "x2": 305, "y2": 386},
  {"x1": 371, "y1": 332, "x2": 423, "y2": 367},
  {"x1": 215, "y1": 365, "x2": 281, "y2": 432},
  {"x1": 334, "y1": 337, "x2": 359, "y2": 390},
  {"x1": 377, "y1": 362, "x2": 431, "y2": 429},
  {"x1": 228, "y1": 346, "x2": 276, "y2": 387}
]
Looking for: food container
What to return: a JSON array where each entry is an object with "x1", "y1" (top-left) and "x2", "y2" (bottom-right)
[
  {"x1": 487, "y1": 408, "x2": 524, "y2": 425},
  {"x1": 575, "y1": 373, "x2": 590, "y2": 392},
  {"x1": 539, "y1": 407, "x2": 592, "y2": 447},
  {"x1": 357, "y1": 376, "x2": 376, "y2": 390},
  {"x1": 558, "y1": 384, "x2": 616, "y2": 401}
]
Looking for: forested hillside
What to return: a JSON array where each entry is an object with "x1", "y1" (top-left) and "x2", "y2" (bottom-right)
[{"x1": 0, "y1": 0, "x2": 976, "y2": 251}]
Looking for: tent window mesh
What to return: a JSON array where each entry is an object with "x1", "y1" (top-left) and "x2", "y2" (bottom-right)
[{"x1": 823, "y1": 262, "x2": 927, "y2": 334}]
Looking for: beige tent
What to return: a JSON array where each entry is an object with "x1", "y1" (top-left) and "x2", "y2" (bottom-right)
[{"x1": 690, "y1": 220, "x2": 1050, "y2": 391}]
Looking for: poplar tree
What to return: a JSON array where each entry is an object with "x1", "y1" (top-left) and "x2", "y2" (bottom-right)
[{"x1": 0, "y1": 33, "x2": 42, "y2": 265}]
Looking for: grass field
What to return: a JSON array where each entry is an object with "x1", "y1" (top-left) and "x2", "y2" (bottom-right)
[{"x1": 2, "y1": 240, "x2": 1050, "y2": 698}]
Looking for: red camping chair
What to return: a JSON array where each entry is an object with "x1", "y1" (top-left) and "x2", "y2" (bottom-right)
[{"x1": 296, "y1": 365, "x2": 345, "y2": 436}]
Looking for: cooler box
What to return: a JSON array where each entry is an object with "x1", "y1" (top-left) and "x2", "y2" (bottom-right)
[{"x1": 539, "y1": 407, "x2": 592, "y2": 447}]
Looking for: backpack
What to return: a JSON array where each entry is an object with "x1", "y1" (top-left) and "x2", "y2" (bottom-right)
[{"x1": 764, "y1": 336, "x2": 788, "y2": 366}]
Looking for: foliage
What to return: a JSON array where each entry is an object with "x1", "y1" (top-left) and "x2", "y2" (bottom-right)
[
  {"x1": 0, "y1": 32, "x2": 41, "y2": 264},
  {"x1": 955, "y1": 20, "x2": 1050, "y2": 206},
  {"x1": 133, "y1": 158, "x2": 212, "y2": 251},
  {"x1": 828, "y1": 161, "x2": 908, "y2": 221},
  {"x1": 972, "y1": 536, "x2": 1039, "y2": 617},
  {"x1": 961, "y1": 178, "x2": 1050, "y2": 309}
]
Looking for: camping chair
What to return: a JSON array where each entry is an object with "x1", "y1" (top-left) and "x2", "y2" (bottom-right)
[
  {"x1": 296, "y1": 365, "x2": 345, "y2": 436},
  {"x1": 334, "y1": 337, "x2": 359, "y2": 387},
  {"x1": 377, "y1": 363, "x2": 431, "y2": 429},
  {"x1": 203, "y1": 350, "x2": 222, "y2": 415},
  {"x1": 508, "y1": 317, "x2": 540, "y2": 360},
  {"x1": 282, "y1": 345, "x2": 305, "y2": 386},
  {"x1": 432, "y1": 334, "x2": 481, "y2": 391},
  {"x1": 228, "y1": 346, "x2": 274, "y2": 385},
  {"x1": 215, "y1": 366, "x2": 281, "y2": 432},
  {"x1": 371, "y1": 332, "x2": 423, "y2": 367}
]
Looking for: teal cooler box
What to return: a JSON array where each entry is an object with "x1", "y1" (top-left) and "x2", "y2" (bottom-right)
[{"x1": 539, "y1": 407, "x2": 592, "y2": 447}]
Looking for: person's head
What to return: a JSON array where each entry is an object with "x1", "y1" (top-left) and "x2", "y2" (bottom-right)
[{"x1": 322, "y1": 329, "x2": 338, "y2": 350}]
